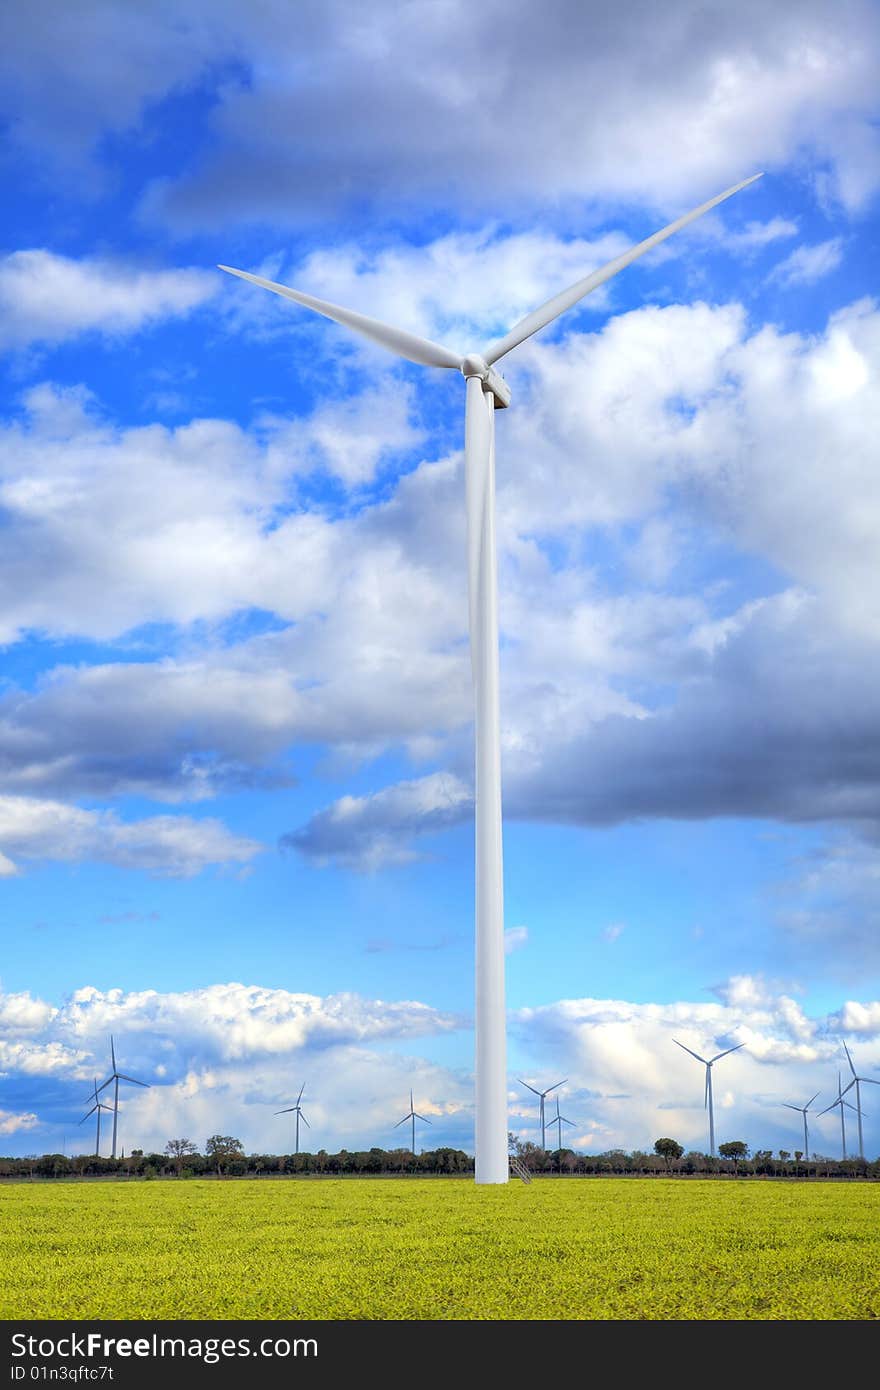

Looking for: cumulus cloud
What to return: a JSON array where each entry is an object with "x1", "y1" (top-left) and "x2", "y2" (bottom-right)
[
  {"x1": 228, "y1": 229, "x2": 630, "y2": 357},
  {"x1": 2, "y1": 3, "x2": 878, "y2": 226},
  {"x1": 0, "y1": 981, "x2": 468, "y2": 1153},
  {"x1": 723, "y1": 217, "x2": 800, "y2": 252},
  {"x1": 284, "y1": 773, "x2": 472, "y2": 870},
  {"x1": 143, "y1": 1, "x2": 879, "y2": 226},
  {"x1": 511, "y1": 978, "x2": 880, "y2": 1155},
  {"x1": 0, "y1": 1108, "x2": 39, "y2": 1136},
  {"x1": 767, "y1": 237, "x2": 845, "y2": 286},
  {"x1": 0, "y1": 795, "x2": 262, "y2": 877},
  {"x1": 504, "y1": 926, "x2": 529, "y2": 955},
  {"x1": 2, "y1": 977, "x2": 878, "y2": 1156},
  {"x1": 0, "y1": 250, "x2": 216, "y2": 350}
]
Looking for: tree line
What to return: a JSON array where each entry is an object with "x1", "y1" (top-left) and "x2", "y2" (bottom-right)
[{"x1": 1, "y1": 1132, "x2": 878, "y2": 1180}]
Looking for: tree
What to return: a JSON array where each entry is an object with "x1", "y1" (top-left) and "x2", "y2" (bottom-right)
[
  {"x1": 205, "y1": 1135, "x2": 244, "y2": 1176},
  {"x1": 164, "y1": 1138, "x2": 198, "y2": 1175},
  {"x1": 653, "y1": 1138, "x2": 684, "y2": 1171},
  {"x1": 718, "y1": 1140, "x2": 749, "y2": 1175}
]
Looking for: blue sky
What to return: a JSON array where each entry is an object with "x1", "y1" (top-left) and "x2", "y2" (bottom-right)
[{"x1": 1, "y1": 0, "x2": 880, "y2": 1162}]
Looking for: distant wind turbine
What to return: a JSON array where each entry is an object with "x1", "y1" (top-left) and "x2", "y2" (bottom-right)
[
  {"x1": 548, "y1": 1095, "x2": 576, "y2": 1157},
  {"x1": 78, "y1": 1077, "x2": 113, "y2": 1158},
  {"x1": 275, "y1": 1083, "x2": 310, "y2": 1156},
  {"x1": 781, "y1": 1092, "x2": 820, "y2": 1160},
  {"x1": 818, "y1": 1072, "x2": 861, "y2": 1160},
  {"x1": 518, "y1": 1077, "x2": 567, "y2": 1150},
  {"x1": 96, "y1": 1035, "x2": 150, "y2": 1159},
  {"x1": 219, "y1": 172, "x2": 763, "y2": 1182},
  {"x1": 840, "y1": 1041, "x2": 879, "y2": 1161},
  {"x1": 394, "y1": 1090, "x2": 432, "y2": 1157},
  {"x1": 673, "y1": 1038, "x2": 745, "y2": 1157}
]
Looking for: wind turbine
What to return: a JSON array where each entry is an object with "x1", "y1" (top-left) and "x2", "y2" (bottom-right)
[
  {"x1": 220, "y1": 172, "x2": 763, "y2": 1184},
  {"x1": 840, "y1": 1041, "x2": 879, "y2": 1161},
  {"x1": 96, "y1": 1035, "x2": 150, "y2": 1159},
  {"x1": 547, "y1": 1094, "x2": 576, "y2": 1157},
  {"x1": 781, "y1": 1092, "x2": 820, "y2": 1160},
  {"x1": 518, "y1": 1076, "x2": 567, "y2": 1150},
  {"x1": 818, "y1": 1071, "x2": 861, "y2": 1160},
  {"x1": 78, "y1": 1077, "x2": 113, "y2": 1158},
  {"x1": 672, "y1": 1038, "x2": 745, "y2": 1157},
  {"x1": 275, "y1": 1083, "x2": 310, "y2": 1155},
  {"x1": 394, "y1": 1090, "x2": 432, "y2": 1157}
]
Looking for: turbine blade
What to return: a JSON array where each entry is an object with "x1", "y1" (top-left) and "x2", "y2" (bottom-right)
[
  {"x1": 393, "y1": 1116, "x2": 409, "y2": 1128},
  {"x1": 110, "y1": 1036, "x2": 116, "y2": 1071},
  {"x1": 300, "y1": 1113, "x2": 311, "y2": 1128},
  {"x1": 842, "y1": 1040, "x2": 856, "y2": 1077},
  {"x1": 673, "y1": 1038, "x2": 707, "y2": 1064},
  {"x1": 840, "y1": 1078, "x2": 856, "y2": 1099},
  {"x1": 805, "y1": 1093, "x2": 820, "y2": 1109},
  {"x1": 518, "y1": 1080, "x2": 542, "y2": 1097},
  {"x1": 297, "y1": 1083, "x2": 305, "y2": 1105},
  {"x1": 275, "y1": 1108, "x2": 295, "y2": 1115},
  {"x1": 482, "y1": 174, "x2": 763, "y2": 365},
  {"x1": 117, "y1": 1075, "x2": 149, "y2": 1087},
  {"x1": 413, "y1": 1113, "x2": 432, "y2": 1123},
  {"x1": 818, "y1": 1101, "x2": 838, "y2": 1116},
  {"x1": 95, "y1": 1076, "x2": 113, "y2": 1094},
  {"x1": 781, "y1": 1103, "x2": 801, "y2": 1112},
  {"x1": 78, "y1": 1106, "x2": 97, "y2": 1123},
  {"x1": 544, "y1": 1079, "x2": 567, "y2": 1096},
  {"x1": 218, "y1": 266, "x2": 463, "y2": 371},
  {"x1": 859, "y1": 1076, "x2": 880, "y2": 1085},
  {"x1": 710, "y1": 1042, "x2": 746, "y2": 1063}
]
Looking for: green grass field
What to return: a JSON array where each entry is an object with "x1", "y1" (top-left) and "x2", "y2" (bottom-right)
[{"x1": 2, "y1": 1177, "x2": 878, "y2": 1320}]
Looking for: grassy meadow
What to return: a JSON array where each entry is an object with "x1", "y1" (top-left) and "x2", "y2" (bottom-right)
[{"x1": 2, "y1": 1177, "x2": 878, "y2": 1320}]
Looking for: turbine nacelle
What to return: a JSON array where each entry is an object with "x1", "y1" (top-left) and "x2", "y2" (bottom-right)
[{"x1": 460, "y1": 354, "x2": 511, "y2": 408}]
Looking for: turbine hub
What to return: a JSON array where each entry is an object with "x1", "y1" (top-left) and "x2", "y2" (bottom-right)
[
  {"x1": 461, "y1": 353, "x2": 511, "y2": 409},
  {"x1": 461, "y1": 353, "x2": 489, "y2": 378}
]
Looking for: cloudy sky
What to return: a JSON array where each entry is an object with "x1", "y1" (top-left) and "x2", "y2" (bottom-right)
[{"x1": 1, "y1": 0, "x2": 880, "y2": 1162}]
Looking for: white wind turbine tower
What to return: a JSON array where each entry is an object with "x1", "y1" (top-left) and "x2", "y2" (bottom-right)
[
  {"x1": 819, "y1": 1070, "x2": 861, "y2": 1160},
  {"x1": 96, "y1": 1035, "x2": 150, "y2": 1159},
  {"x1": 518, "y1": 1076, "x2": 567, "y2": 1150},
  {"x1": 673, "y1": 1038, "x2": 745, "y2": 1157},
  {"x1": 548, "y1": 1094, "x2": 576, "y2": 1156},
  {"x1": 220, "y1": 173, "x2": 762, "y2": 1184},
  {"x1": 394, "y1": 1090, "x2": 432, "y2": 1157},
  {"x1": 275, "y1": 1083, "x2": 310, "y2": 1155},
  {"x1": 781, "y1": 1092, "x2": 820, "y2": 1161},
  {"x1": 840, "y1": 1040, "x2": 879, "y2": 1161}
]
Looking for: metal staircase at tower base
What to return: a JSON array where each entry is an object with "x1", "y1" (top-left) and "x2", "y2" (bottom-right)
[{"x1": 509, "y1": 1157, "x2": 532, "y2": 1184}]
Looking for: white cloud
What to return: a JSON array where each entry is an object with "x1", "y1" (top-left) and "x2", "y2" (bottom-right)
[
  {"x1": 0, "y1": 795, "x2": 262, "y2": 877},
  {"x1": 0, "y1": 981, "x2": 469, "y2": 1153},
  {"x1": 504, "y1": 926, "x2": 529, "y2": 955},
  {"x1": 129, "y1": 0, "x2": 880, "y2": 225},
  {"x1": 724, "y1": 217, "x2": 800, "y2": 252},
  {"x1": 0, "y1": 250, "x2": 216, "y2": 350},
  {"x1": 285, "y1": 773, "x2": 472, "y2": 871},
  {"x1": 2, "y1": 977, "x2": 879, "y2": 1156},
  {"x1": 512, "y1": 978, "x2": 880, "y2": 1155},
  {"x1": 241, "y1": 229, "x2": 630, "y2": 354},
  {"x1": 0, "y1": 1108, "x2": 39, "y2": 1136},
  {"x1": 3, "y1": 298, "x2": 880, "y2": 883},
  {"x1": 601, "y1": 923, "x2": 626, "y2": 943},
  {"x1": 767, "y1": 237, "x2": 844, "y2": 286}
]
